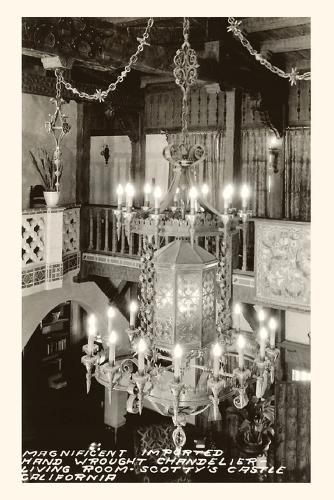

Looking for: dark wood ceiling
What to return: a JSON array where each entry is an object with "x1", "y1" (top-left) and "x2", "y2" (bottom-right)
[{"x1": 22, "y1": 17, "x2": 310, "y2": 97}]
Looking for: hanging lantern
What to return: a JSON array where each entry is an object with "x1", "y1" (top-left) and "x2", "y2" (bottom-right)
[{"x1": 153, "y1": 240, "x2": 218, "y2": 352}]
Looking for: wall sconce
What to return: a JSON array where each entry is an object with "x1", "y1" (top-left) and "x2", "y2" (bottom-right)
[{"x1": 100, "y1": 144, "x2": 111, "y2": 165}]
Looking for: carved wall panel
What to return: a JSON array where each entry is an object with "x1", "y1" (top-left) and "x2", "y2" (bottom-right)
[
  {"x1": 255, "y1": 220, "x2": 310, "y2": 310},
  {"x1": 288, "y1": 80, "x2": 311, "y2": 126},
  {"x1": 144, "y1": 87, "x2": 227, "y2": 132}
]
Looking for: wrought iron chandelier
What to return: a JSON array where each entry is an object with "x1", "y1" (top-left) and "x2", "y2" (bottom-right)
[{"x1": 81, "y1": 17, "x2": 280, "y2": 454}]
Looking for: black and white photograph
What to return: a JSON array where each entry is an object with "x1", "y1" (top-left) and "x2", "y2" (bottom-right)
[{"x1": 19, "y1": 13, "x2": 311, "y2": 485}]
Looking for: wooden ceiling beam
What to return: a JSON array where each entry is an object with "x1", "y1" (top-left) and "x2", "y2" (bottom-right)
[
  {"x1": 261, "y1": 35, "x2": 310, "y2": 53},
  {"x1": 241, "y1": 17, "x2": 310, "y2": 33}
]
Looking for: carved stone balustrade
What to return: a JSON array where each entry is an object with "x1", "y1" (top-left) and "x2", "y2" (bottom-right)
[{"x1": 22, "y1": 205, "x2": 81, "y2": 295}]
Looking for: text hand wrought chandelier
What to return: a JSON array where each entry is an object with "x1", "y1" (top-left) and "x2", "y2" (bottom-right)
[{"x1": 81, "y1": 17, "x2": 280, "y2": 454}]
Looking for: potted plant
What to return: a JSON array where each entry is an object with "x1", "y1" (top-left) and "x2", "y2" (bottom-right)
[
  {"x1": 29, "y1": 148, "x2": 63, "y2": 207},
  {"x1": 236, "y1": 396, "x2": 275, "y2": 456}
]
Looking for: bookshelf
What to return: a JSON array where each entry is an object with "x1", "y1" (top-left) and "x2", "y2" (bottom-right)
[{"x1": 40, "y1": 302, "x2": 71, "y2": 389}]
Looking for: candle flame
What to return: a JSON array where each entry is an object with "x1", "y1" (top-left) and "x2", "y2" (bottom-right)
[
  {"x1": 212, "y1": 342, "x2": 222, "y2": 357},
  {"x1": 189, "y1": 186, "x2": 198, "y2": 199},
  {"x1": 125, "y1": 183, "x2": 135, "y2": 197},
  {"x1": 234, "y1": 303, "x2": 242, "y2": 315},
  {"x1": 107, "y1": 306, "x2": 115, "y2": 319},
  {"x1": 87, "y1": 314, "x2": 97, "y2": 336},
  {"x1": 173, "y1": 344, "x2": 183, "y2": 359},
  {"x1": 138, "y1": 338, "x2": 147, "y2": 353},
  {"x1": 241, "y1": 184, "x2": 250, "y2": 200},
  {"x1": 257, "y1": 309, "x2": 265, "y2": 322},
  {"x1": 201, "y1": 184, "x2": 209, "y2": 196},
  {"x1": 268, "y1": 318, "x2": 277, "y2": 330},
  {"x1": 129, "y1": 301, "x2": 138, "y2": 313},
  {"x1": 144, "y1": 183, "x2": 152, "y2": 194},
  {"x1": 154, "y1": 186, "x2": 162, "y2": 199},
  {"x1": 237, "y1": 335, "x2": 246, "y2": 350},
  {"x1": 259, "y1": 327, "x2": 268, "y2": 340},
  {"x1": 223, "y1": 184, "x2": 234, "y2": 200},
  {"x1": 116, "y1": 184, "x2": 123, "y2": 195},
  {"x1": 109, "y1": 330, "x2": 117, "y2": 344}
]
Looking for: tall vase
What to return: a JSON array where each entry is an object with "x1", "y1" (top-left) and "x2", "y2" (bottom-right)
[{"x1": 44, "y1": 191, "x2": 60, "y2": 208}]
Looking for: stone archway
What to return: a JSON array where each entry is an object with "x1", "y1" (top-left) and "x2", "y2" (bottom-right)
[{"x1": 22, "y1": 276, "x2": 130, "y2": 353}]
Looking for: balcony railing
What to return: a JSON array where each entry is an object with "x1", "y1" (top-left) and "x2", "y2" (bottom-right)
[
  {"x1": 22, "y1": 203, "x2": 310, "y2": 311},
  {"x1": 82, "y1": 204, "x2": 223, "y2": 259}
]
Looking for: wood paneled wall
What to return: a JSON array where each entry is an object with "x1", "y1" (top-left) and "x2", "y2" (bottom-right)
[
  {"x1": 144, "y1": 86, "x2": 227, "y2": 132},
  {"x1": 288, "y1": 80, "x2": 311, "y2": 126}
]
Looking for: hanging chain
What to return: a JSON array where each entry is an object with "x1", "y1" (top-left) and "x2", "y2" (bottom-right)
[
  {"x1": 173, "y1": 17, "x2": 199, "y2": 147},
  {"x1": 57, "y1": 17, "x2": 154, "y2": 102},
  {"x1": 55, "y1": 69, "x2": 62, "y2": 100},
  {"x1": 227, "y1": 17, "x2": 311, "y2": 86}
]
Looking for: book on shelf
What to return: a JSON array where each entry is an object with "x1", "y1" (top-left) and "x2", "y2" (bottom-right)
[{"x1": 46, "y1": 338, "x2": 67, "y2": 356}]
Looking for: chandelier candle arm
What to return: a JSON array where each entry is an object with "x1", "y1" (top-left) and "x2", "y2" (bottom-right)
[
  {"x1": 237, "y1": 334, "x2": 246, "y2": 370},
  {"x1": 87, "y1": 314, "x2": 97, "y2": 356},
  {"x1": 212, "y1": 343, "x2": 222, "y2": 380},
  {"x1": 234, "y1": 303, "x2": 242, "y2": 332},
  {"x1": 116, "y1": 185, "x2": 123, "y2": 209},
  {"x1": 144, "y1": 183, "x2": 152, "y2": 207},
  {"x1": 153, "y1": 186, "x2": 162, "y2": 212},
  {"x1": 173, "y1": 344, "x2": 183, "y2": 383},
  {"x1": 189, "y1": 186, "x2": 198, "y2": 215},
  {"x1": 125, "y1": 183, "x2": 135, "y2": 211},
  {"x1": 268, "y1": 318, "x2": 277, "y2": 349},
  {"x1": 259, "y1": 327, "x2": 268, "y2": 361},
  {"x1": 258, "y1": 309, "x2": 265, "y2": 328},
  {"x1": 129, "y1": 301, "x2": 138, "y2": 329},
  {"x1": 223, "y1": 184, "x2": 234, "y2": 212},
  {"x1": 241, "y1": 184, "x2": 250, "y2": 211},
  {"x1": 108, "y1": 330, "x2": 117, "y2": 366}
]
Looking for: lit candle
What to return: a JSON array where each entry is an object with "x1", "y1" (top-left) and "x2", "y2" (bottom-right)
[
  {"x1": 237, "y1": 334, "x2": 246, "y2": 370},
  {"x1": 189, "y1": 186, "x2": 198, "y2": 214},
  {"x1": 125, "y1": 183, "x2": 135, "y2": 210},
  {"x1": 234, "y1": 303, "x2": 242, "y2": 332},
  {"x1": 202, "y1": 184, "x2": 209, "y2": 198},
  {"x1": 107, "y1": 306, "x2": 115, "y2": 335},
  {"x1": 257, "y1": 309, "x2": 265, "y2": 327},
  {"x1": 144, "y1": 183, "x2": 152, "y2": 206},
  {"x1": 116, "y1": 184, "x2": 123, "y2": 209},
  {"x1": 268, "y1": 317, "x2": 277, "y2": 349},
  {"x1": 174, "y1": 187, "x2": 180, "y2": 204},
  {"x1": 241, "y1": 184, "x2": 250, "y2": 211},
  {"x1": 153, "y1": 186, "x2": 162, "y2": 211},
  {"x1": 87, "y1": 314, "x2": 97, "y2": 356},
  {"x1": 137, "y1": 338, "x2": 146, "y2": 375},
  {"x1": 222, "y1": 184, "x2": 234, "y2": 211},
  {"x1": 212, "y1": 342, "x2": 222, "y2": 379},
  {"x1": 129, "y1": 301, "x2": 138, "y2": 328},
  {"x1": 259, "y1": 327, "x2": 268, "y2": 360},
  {"x1": 108, "y1": 330, "x2": 117, "y2": 366},
  {"x1": 173, "y1": 344, "x2": 183, "y2": 382}
]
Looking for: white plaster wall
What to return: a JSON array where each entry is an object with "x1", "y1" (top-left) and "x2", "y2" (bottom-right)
[
  {"x1": 22, "y1": 93, "x2": 77, "y2": 209},
  {"x1": 22, "y1": 274, "x2": 130, "y2": 354},
  {"x1": 285, "y1": 310, "x2": 310, "y2": 345},
  {"x1": 145, "y1": 134, "x2": 169, "y2": 197},
  {"x1": 89, "y1": 135, "x2": 131, "y2": 205}
]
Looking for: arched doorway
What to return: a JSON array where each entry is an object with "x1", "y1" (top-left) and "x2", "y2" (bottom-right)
[{"x1": 22, "y1": 300, "x2": 105, "y2": 451}]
